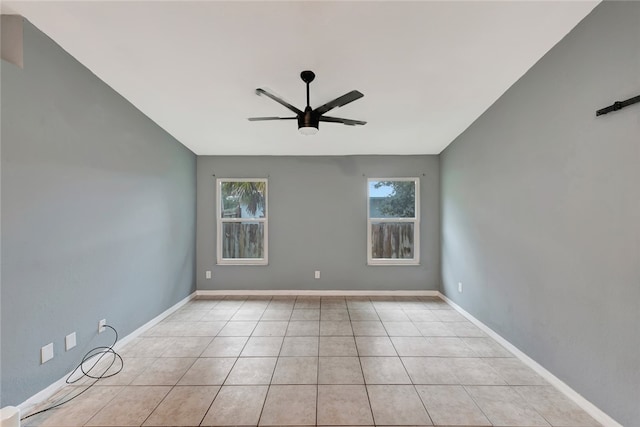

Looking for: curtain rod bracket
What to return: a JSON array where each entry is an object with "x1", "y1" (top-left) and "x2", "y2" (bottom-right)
[{"x1": 596, "y1": 94, "x2": 640, "y2": 116}]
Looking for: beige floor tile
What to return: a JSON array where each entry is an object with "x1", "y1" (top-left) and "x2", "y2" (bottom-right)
[
  {"x1": 371, "y1": 300, "x2": 401, "y2": 310},
  {"x1": 189, "y1": 321, "x2": 227, "y2": 336},
  {"x1": 259, "y1": 385, "x2": 317, "y2": 426},
  {"x1": 346, "y1": 299, "x2": 374, "y2": 310},
  {"x1": 360, "y1": 357, "x2": 411, "y2": 384},
  {"x1": 422, "y1": 299, "x2": 452, "y2": 310},
  {"x1": 122, "y1": 337, "x2": 175, "y2": 358},
  {"x1": 217, "y1": 321, "x2": 258, "y2": 336},
  {"x1": 376, "y1": 310, "x2": 410, "y2": 322},
  {"x1": 260, "y1": 309, "x2": 293, "y2": 321},
  {"x1": 355, "y1": 336, "x2": 397, "y2": 356},
  {"x1": 178, "y1": 357, "x2": 236, "y2": 385},
  {"x1": 280, "y1": 336, "x2": 319, "y2": 356},
  {"x1": 348, "y1": 309, "x2": 380, "y2": 321},
  {"x1": 318, "y1": 357, "x2": 364, "y2": 384},
  {"x1": 462, "y1": 337, "x2": 513, "y2": 357},
  {"x1": 433, "y1": 310, "x2": 467, "y2": 322},
  {"x1": 23, "y1": 386, "x2": 123, "y2": 427},
  {"x1": 240, "y1": 336, "x2": 284, "y2": 357},
  {"x1": 201, "y1": 385, "x2": 268, "y2": 426},
  {"x1": 201, "y1": 336, "x2": 248, "y2": 357},
  {"x1": 271, "y1": 357, "x2": 318, "y2": 384},
  {"x1": 450, "y1": 357, "x2": 507, "y2": 385},
  {"x1": 367, "y1": 385, "x2": 432, "y2": 425},
  {"x1": 320, "y1": 309, "x2": 350, "y2": 321},
  {"x1": 225, "y1": 357, "x2": 277, "y2": 385},
  {"x1": 86, "y1": 386, "x2": 170, "y2": 426},
  {"x1": 319, "y1": 336, "x2": 358, "y2": 356},
  {"x1": 286, "y1": 321, "x2": 320, "y2": 336},
  {"x1": 231, "y1": 309, "x2": 266, "y2": 321},
  {"x1": 401, "y1": 357, "x2": 459, "y2": 385},
  {"x1": 295, "y1": 298, "x2": 321, "y2": 309},
  {"x1": 416, "y1": 385, "x2": 491, "y2": 426},
  {"x1": 516, "y1": 386, "x2": 601, "y2": 426},
  {"x1": 425, "y1": 337, "x2": 477, "y2": 357},
  {"x1": 267, "y1": 298, "x2": 295, "y2": 309},
  {"x1": 291, "y1": 308, "x2": 321, "y2": 320},
  {"x1": 252, "y1": 321, "x2": 289, "y2": 336},
  {"x1": 390, "y1": 336, "x2": 431, "y2": 356},
  {"x1": 320, "y1": 321, "x2": 354, "y2": 336},
  {"x1": 466, "y1": 385, "x2": 551, "y2": 426},
  {"x1": 447, "y1": 321, "x2": 487, "y2": 337},
  {"x1": 215, "y1": 300, "x2": 245, "y2": 311},
  {"x1": 382, "y1": 321, "x2": 422, "y2": 336},
  {"x1": 351, "y1": 321, "x2": 387, "y2": 336},
  {"x1": 403, "y1": 310, "x2": 437, "y2": 322},
  {"x1": 486, "y1": 357, "x2": 548, "y2": 385},
  {"x1": 317, "y1": 385, "x2": 374, "y2": 425},
  {"x1": 94, "y1": 357, "x2": 154, "y2": 386},
  {"x1": 131, "y1": 358, "x2": 195, "y2": 386},
  {"x1": 144, "y1": 321, "x2": 198, "y2": 337},
  {"x1": 201, "y1": 309, "x2": 236, "y2": 321},
  {"x1": 166, "y1": 309, "x2": 208, "y2": 322},
  {"x1": 414, "y1": 321, "x2": 455, "y2": 337},
  {"x1": 142, "y1": 385, "x2": 219, "y2": 426},
  {"x1": 160, "y1": 336, "x2": 212, "y2": 357},
  {"x1": 321, "y1": 298, "x2": 347, "y2": 309}
]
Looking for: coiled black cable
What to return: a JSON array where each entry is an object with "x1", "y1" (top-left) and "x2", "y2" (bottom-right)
[{"x1": 21, "y1": 324, "x2": 124, "y2": 421}]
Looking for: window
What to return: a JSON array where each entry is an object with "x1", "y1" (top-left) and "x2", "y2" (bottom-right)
[
  {"x1": 217, "y1": 179, "x2": 268, "y2": 265},
  {"x1": 367, "y1": 178, "x2": 419, "y2": 265}
]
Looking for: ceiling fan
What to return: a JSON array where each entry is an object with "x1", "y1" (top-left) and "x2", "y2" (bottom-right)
[{"x1": 248, "y1": 70, "x2": 366, "y2": 135}]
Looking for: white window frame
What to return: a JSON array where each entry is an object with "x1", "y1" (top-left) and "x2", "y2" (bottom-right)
[
  {"x1": 367, "y1": 177, "x2": 420, "y2": 266},
  {"x1": 216, "y1": 178, "x2": 268, "y2": 265}
]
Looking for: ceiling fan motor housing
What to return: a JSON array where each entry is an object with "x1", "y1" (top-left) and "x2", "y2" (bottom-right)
[{"x1": 298, "y1": 106, "x2": 319, "y2": 131}]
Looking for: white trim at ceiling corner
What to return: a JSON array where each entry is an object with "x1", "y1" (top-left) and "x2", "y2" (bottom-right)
[
  {"x1": 195, "y1": 289, "x2": 439, "y2": 297},
  {"x1": 437, "y1": 292, "x2": 623, "y2": 427},
  {"x1": 18, "y1": 291, "x2": 197, "y2": 416}
]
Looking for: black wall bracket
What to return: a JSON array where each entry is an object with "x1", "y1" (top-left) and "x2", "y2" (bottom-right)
[{"x1": 596, "y1": 94, "x2": 640, "y2": 116}]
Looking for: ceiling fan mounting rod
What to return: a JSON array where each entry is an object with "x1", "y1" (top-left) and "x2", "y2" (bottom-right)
[{"x1": 300, "y1": 70, "x2": 315, "y2": 108}]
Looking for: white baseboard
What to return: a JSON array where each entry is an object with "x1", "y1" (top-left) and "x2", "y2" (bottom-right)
[
  {"x1": 438, "y1": 292, "x2": 622, "y2": 427},
  {"x1": 18, "y1": 292, "x2": 196, "y2": 415},
  {"x1": 196, "y1": 289, "x2": 439, "y2": 297}
]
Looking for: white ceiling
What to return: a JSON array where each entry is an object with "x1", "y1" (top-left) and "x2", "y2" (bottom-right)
[{"x1": 3, "y1": 1, "x2": 599, "y2": 155}]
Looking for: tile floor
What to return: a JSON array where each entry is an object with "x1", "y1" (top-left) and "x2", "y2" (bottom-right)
[{"x1": 24, "y1": 295, "x2": 601, "y2": 426}]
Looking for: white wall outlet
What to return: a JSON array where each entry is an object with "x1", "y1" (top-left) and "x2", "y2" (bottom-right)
[
  {"x1": 205, "y1": 270, "x2": 212, "y2": 279},
  {"x1": 314, "y1": 270, "x2": 320, "y2": 279},
  {"x1": 458, "y1": 282, "x2": 463, "y2": 293},
  {"x1": 41, "y1": 343, "x2": 54, "y2": 364},
  {"x1": 98, "y1": 319, "x2": 106, "y2": 333},
  {"x1": 65, "y1": 332, "x2": 77, "y2": 351}
]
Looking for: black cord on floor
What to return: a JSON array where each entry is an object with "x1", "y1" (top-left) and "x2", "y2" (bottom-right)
[{"x1": 21, "y1": 325, "x2": 124, "y2": 421}]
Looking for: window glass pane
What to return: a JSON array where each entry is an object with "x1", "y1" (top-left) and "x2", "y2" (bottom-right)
[
  {"x1": 369, "y1": 180, "x2": 415, "y2": 219},
  {"x1": 222, "y1": 222, "x2": 265, "y2": 259},
  {"x1": 370, "y1": 222, "x2": 414, "y2": 259},
  {"x1": 220, "y1": 181, "x2": 266, "y2": 218}
]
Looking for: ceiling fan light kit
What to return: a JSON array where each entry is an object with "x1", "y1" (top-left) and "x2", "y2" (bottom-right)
[{"x1": 249, "y1": 70, "x2": 366, "y2": 135}]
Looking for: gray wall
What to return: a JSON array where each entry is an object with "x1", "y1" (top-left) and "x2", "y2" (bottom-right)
[
  {"x1": 197, "y1": 156, "x2": 440, "y2": 291},
  {"x1": 440, "y1": 2, "x2": 639, "y2": 426},
  {"x1": 1, "y1": 21, "x2": 196, "y2": 405}
]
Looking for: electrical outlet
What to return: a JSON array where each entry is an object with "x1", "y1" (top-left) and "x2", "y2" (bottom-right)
[
  {"x1": 65, "y1": 332, "x2": 77, "y2": 351},
  {"x1": 314, "y1": 270, "x2": 320, "y2": 279},
  {"x1": 205, "y1": 270, "x2": 212, "y2": 279},
  {"x1": 98, "y1": 319, "x2": 106, "y2": 333},
  {"x1": 41, "y1": 343, "x2": 54, "y2": 364},
  {"x1": 458, "y1": 282, "x2": 463, "y2": 293}
]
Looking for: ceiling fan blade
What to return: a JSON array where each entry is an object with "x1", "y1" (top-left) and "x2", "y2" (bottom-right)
[
  {"x1": 319, "y1": 116, "x2": 367, "y2": 126},
  {"x1": 255, "y1": 88, "x2": 303, "y2": 115},
  {"x1": 314, "y1": 90, "x2": 364, "y2": 115},
  {"x1": 248, "y1": 116, "x2": 297, "y2": 121}
]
